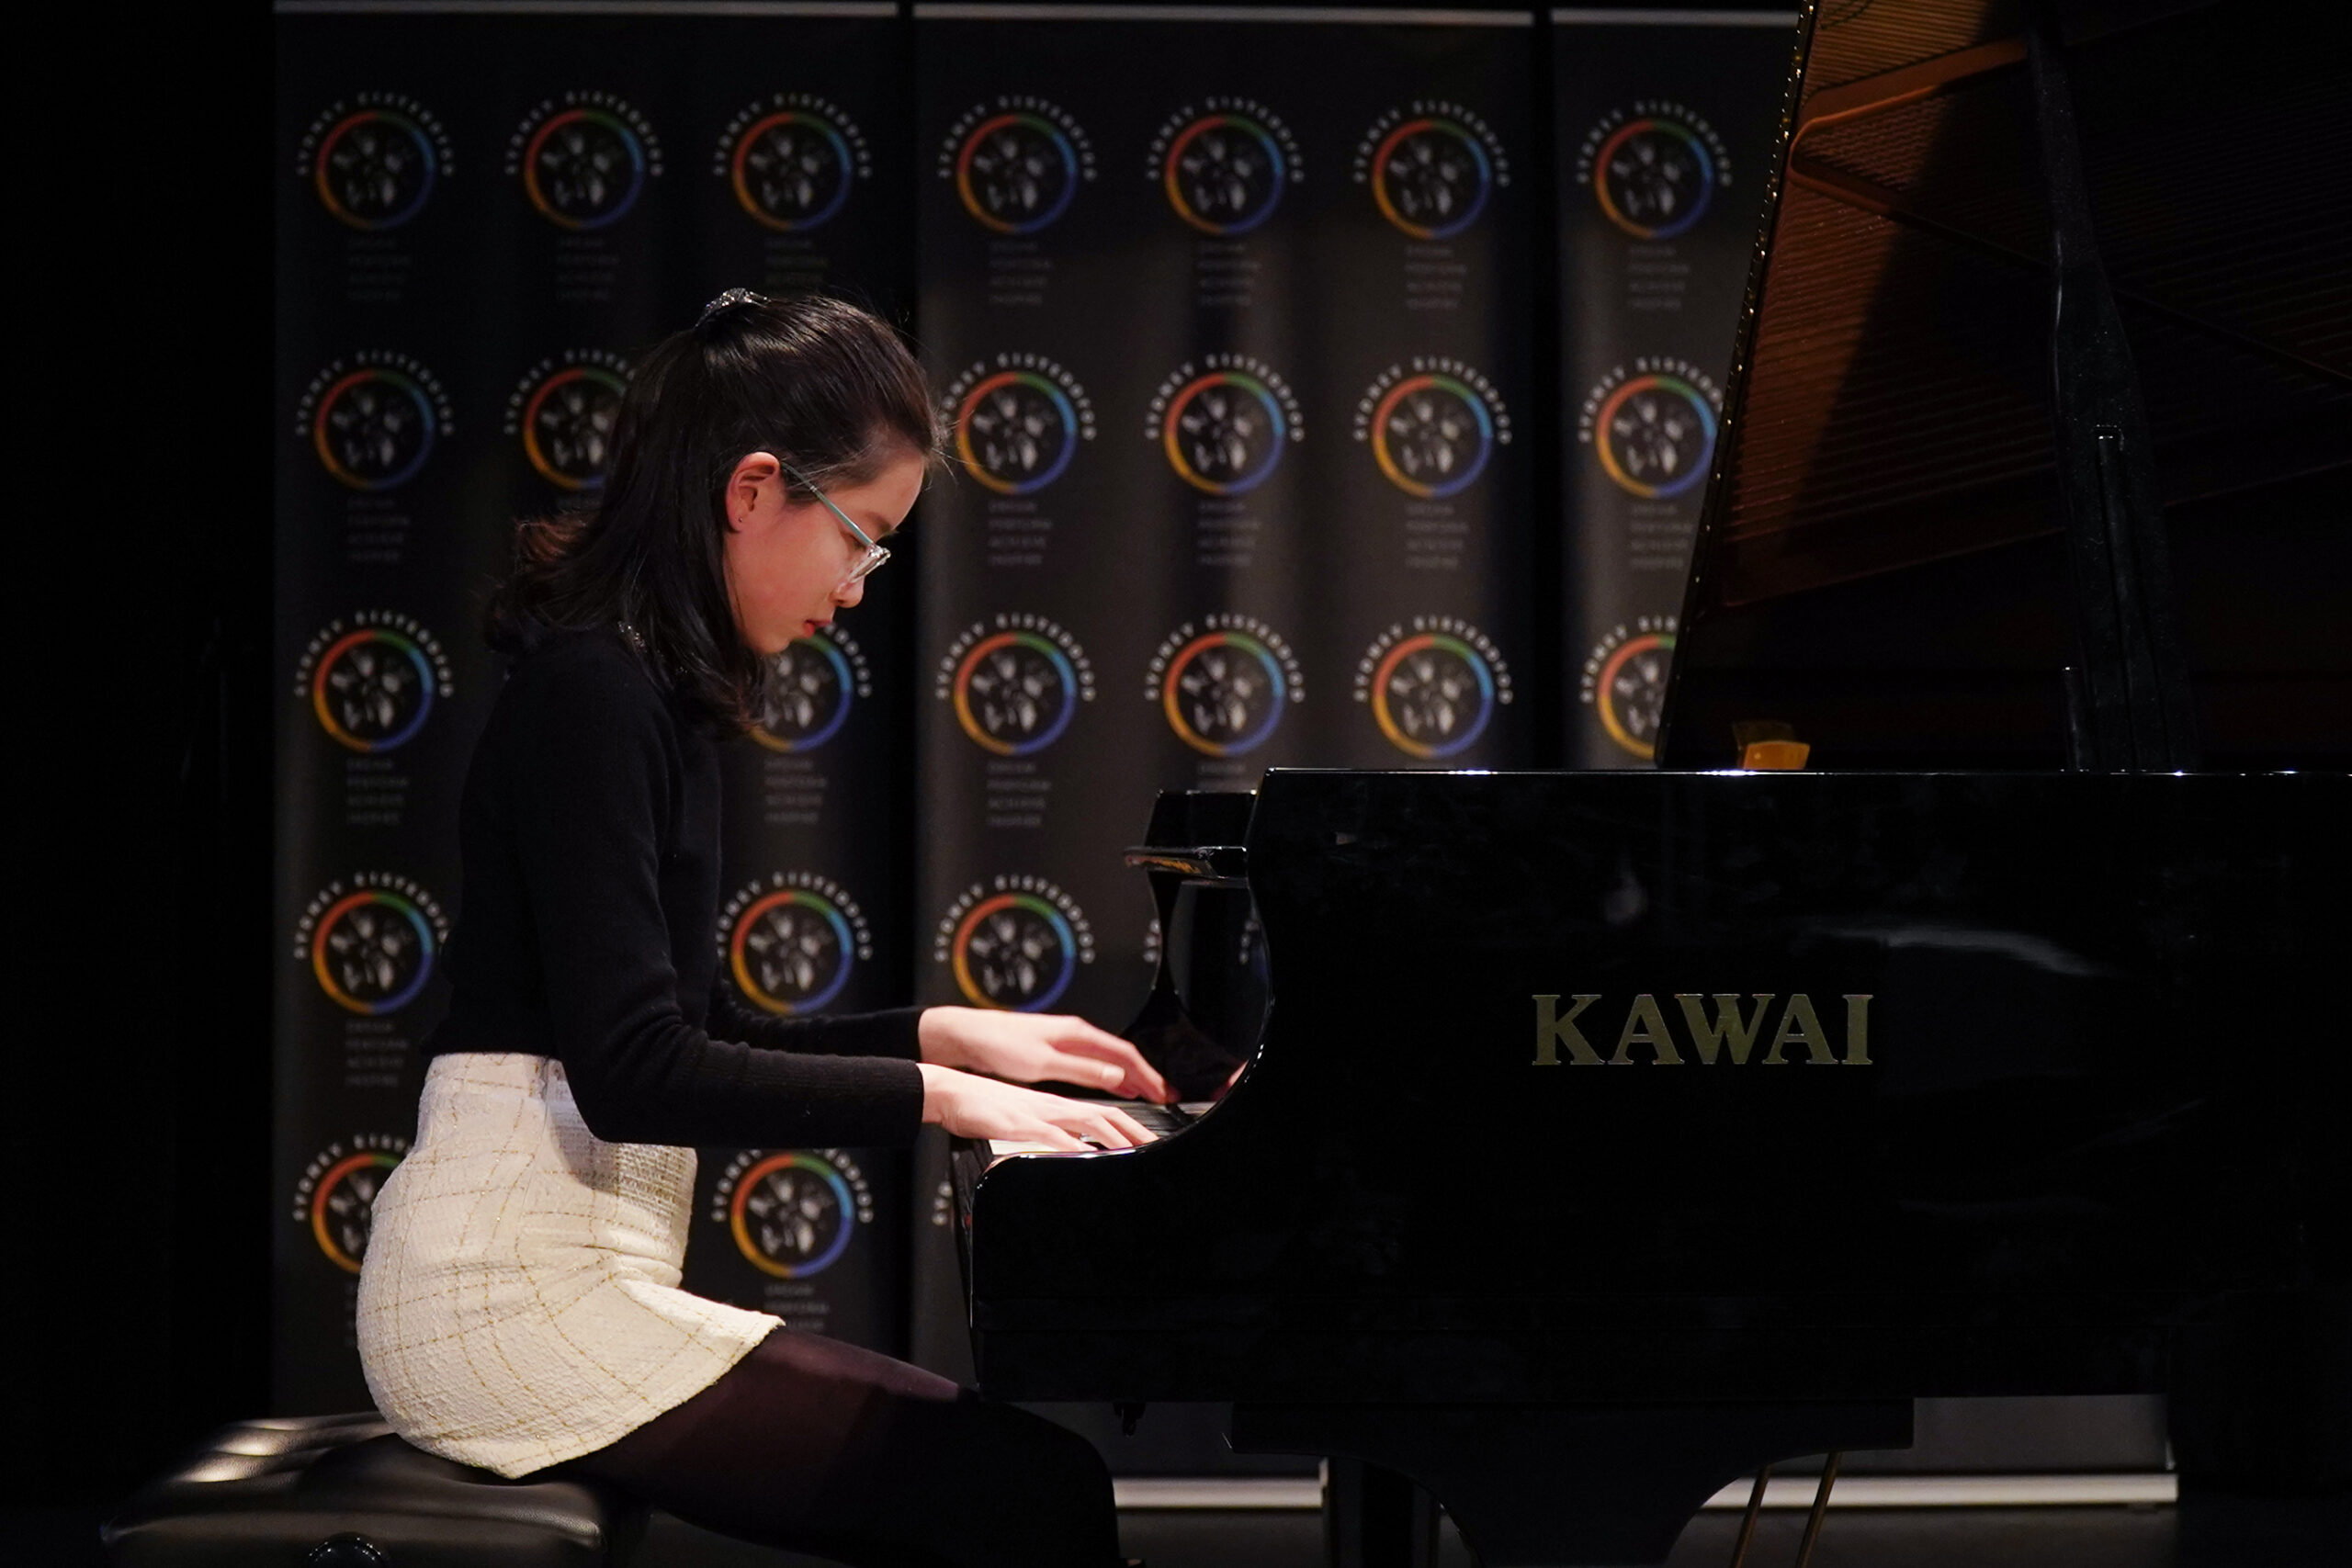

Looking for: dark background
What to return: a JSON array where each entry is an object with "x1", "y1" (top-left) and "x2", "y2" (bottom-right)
[
  {"x1": 15, "y1": 0, "x2": 280, "y2": 1510},
  {"x1": 16, "y1": 0, "x2": 2345, "y2": 1545},
  {"x1": 12, "y1": 0, "x2": 1595, "y2": 1518}
]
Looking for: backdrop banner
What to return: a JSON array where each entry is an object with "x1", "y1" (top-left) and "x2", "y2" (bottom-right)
[
  {"x1": 912, "y1": 3, "x2": 1537, "y2": 1035},
  {"x1": 273, "y1": 0, "x2": 913, "y2": 1413},
  {"x1": 1552, "y1": 8, "x2": 1794, "y2": 767},
  {"x1": 905, "y1": 4, "x2": 1538, "y2": 1449}
]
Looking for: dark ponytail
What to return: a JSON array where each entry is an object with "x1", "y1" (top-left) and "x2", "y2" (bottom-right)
[{"x1": 487, "y1": 292, "x2": 940, "y2": 729}]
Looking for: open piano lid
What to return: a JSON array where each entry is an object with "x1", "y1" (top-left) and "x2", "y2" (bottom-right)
[{"x1": 1657, "y1": 0, "x2": 2350, "y2": 771}]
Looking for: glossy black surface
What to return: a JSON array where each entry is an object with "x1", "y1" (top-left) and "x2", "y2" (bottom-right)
[
  {"x1": 1119, "y1": 791, "x2": 1267, "y2": 1102},
  {"x1": 962, "y1": 769, "x2": 2347, "y2": 1408},
  {"x1": 1658, "y1": 0, "x2": 2350, "y2": 772}
]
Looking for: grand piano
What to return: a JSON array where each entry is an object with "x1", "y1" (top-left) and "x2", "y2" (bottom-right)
[{"x1": 949, "y1": 2, "x2": 2349, "y2": 1562}]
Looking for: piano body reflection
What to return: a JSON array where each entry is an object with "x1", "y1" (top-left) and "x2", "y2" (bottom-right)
[{"x1": 950, "y1": 2, "x2": 2347, "y2": 1562}]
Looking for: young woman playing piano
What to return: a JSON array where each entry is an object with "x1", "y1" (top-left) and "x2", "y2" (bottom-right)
[{"x1": 356, "y1": 290, "x2": 1164, "y2": 1567}]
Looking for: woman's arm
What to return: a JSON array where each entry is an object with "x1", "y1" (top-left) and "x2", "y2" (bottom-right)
[
  {"x1": 916, "y1": 1007, "x2": 1170, "y2": 1101},
  {"x1": 707, "y1": 980, "x2": 1170, "y2": 1103},
  {"x1": 914, "y1": 1064, "x2": 1157, "y2": 1151},
  {"x1": 704, "y1": 981, "x2": 1168, "y2": 1149},
  {"x1": 707, "y1": 978, "x2": 924, "y2": 1061},
  {"x1": 509, "y1": 654, "x2": 922, "y2": 1148}
]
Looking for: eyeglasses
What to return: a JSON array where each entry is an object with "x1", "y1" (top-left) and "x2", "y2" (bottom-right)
[{"x1": 775, "y1": 457, "x2": 891, "y2": 588}]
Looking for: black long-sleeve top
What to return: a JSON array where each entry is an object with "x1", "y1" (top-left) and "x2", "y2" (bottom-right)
[{"x1": 423, "y1": 626, "x2": 926, "y2": 1147}]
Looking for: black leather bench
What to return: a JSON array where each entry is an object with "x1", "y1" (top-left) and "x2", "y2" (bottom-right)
[{"x1": 101, "y1": 1413, "x2": 645, "y2": 1567}]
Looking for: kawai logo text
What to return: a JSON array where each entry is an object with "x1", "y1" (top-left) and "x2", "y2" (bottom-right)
[{"x1": 1532, "y1": 993, "x2": 1874, "y2": 1066}]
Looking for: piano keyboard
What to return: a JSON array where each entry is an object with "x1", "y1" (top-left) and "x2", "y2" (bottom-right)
[
  {"x1": 982, "y1": 1100, "x2": 1210, "y2": 1163},
  {"x1": 1129, "y1": 1100, "x2": 1212, "y2": 1135}
]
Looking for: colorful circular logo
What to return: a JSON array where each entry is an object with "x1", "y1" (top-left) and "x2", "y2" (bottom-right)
[
  {"x1": 1593, "y1": 374, "x2": 1717, "y2": 499},
  {"x1": 729, "y1": 889, "x2": 854, "y2": 1015},
  {"x1": 311, "y1": 890, "x2": 436, "y2": 1015},
  {"x1": 728, "y1": 1152, "x2": 855, "y2": 1278},
  {"x1": 1372, "y1": 118, "x2": 1491, "y2": 240},
  {"x1": 1593, "y1": 118, "x2": 1714, "y2": 240},
  {"x1": 312, "y1": 628, "x2": 435, "y2": 752},
  {"x1": 1373, "y1": 635, "x2": 1496, "y2": 760},
  {"x1": 953, "y1": 631, "x2": 1079, "y2": 757},
  {"x1": 311, "y1": 1150, "x2": 399, "y2": 1274},
  {"x1": 1162, "y1": 631, "x2": 1287, "y2": 757},
  {"x1": 522, "y1": 366, "x2": 627, "y2": 490},
  {"x1": 1163, "y1": 372, "x2": 1286, "y2": 494},
  {"x1": 524, "y1": 108, "x2": 647, "y2": 230},
  {"x1": 1372, "y1": 374, "x2": 1495, "y2": 498},
  {"x1": 1597, "y1": 631, "x2": 1676, "y2": 760},
  {"x1": 314, "y1": 108, "x2": 436, "y2": 230},
  {"x1": 1165, "y1": 114, "x2": 1286, "y2": 234},
  {"x1": 956, "y1": 372, "x2": 1079, "y2": 495},
  {"x1": 311, "y1": 368, "x2": 435, "y2": 491},
  {"x1": 730, "y1": 110, "x2": 852, "y2": 231},
  {"x1": 951, "y1": 893, "x2": 1078, "y2": 1011},
  {"x1": 956, "y1": 113, "x2": 1079, "y2": 234},
  {"x1": 752, "y1": 637, "x2": 853, "y2": 753}
]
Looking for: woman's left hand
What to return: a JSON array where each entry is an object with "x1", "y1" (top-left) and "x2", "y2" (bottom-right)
[{"x1": 918, "y1": 1007, "x2": 1174, "y2": 1103}]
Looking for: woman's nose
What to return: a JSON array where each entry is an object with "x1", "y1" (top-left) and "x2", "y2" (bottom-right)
[{"x1": 833, "y1": 575, "x2": 865, "y2": 609}]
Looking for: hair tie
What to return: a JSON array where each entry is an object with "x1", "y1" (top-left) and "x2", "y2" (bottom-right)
[{"x1": 697, "y1": 288, "x2": 769, "y2": 326}]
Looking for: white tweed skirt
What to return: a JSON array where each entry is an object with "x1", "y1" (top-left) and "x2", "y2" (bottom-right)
[{"x1": 356, "y1": 1053, "x2": 780, "y2": 1478}]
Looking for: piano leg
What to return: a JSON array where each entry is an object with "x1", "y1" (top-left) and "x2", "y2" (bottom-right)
[
  {"x1": 1322, "y1": 1457, "x2": 1441, "y2": 1568},
  {"x1": 1230, "y1": 1402, "x2": 1909, "y2": 1568}
]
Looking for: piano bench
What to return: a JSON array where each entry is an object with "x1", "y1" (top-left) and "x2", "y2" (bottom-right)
[{"x1": 99, "y1": 1414, "x2": 646, "y2": 1568}]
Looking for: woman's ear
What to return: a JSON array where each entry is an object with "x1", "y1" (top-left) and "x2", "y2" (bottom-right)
[{"x1": 726, "y1": 451, "x2": 784, "y2": 529}]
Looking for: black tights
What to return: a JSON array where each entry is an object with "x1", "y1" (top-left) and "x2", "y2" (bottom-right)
[{"x1": 559, "y1": 1327, "x2": 1121, "y2": 1568}]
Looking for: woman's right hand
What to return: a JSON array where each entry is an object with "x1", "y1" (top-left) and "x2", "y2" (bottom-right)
[{"x1": 918, "y1": 1064, "x2": 1157, "y2": 1151}]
